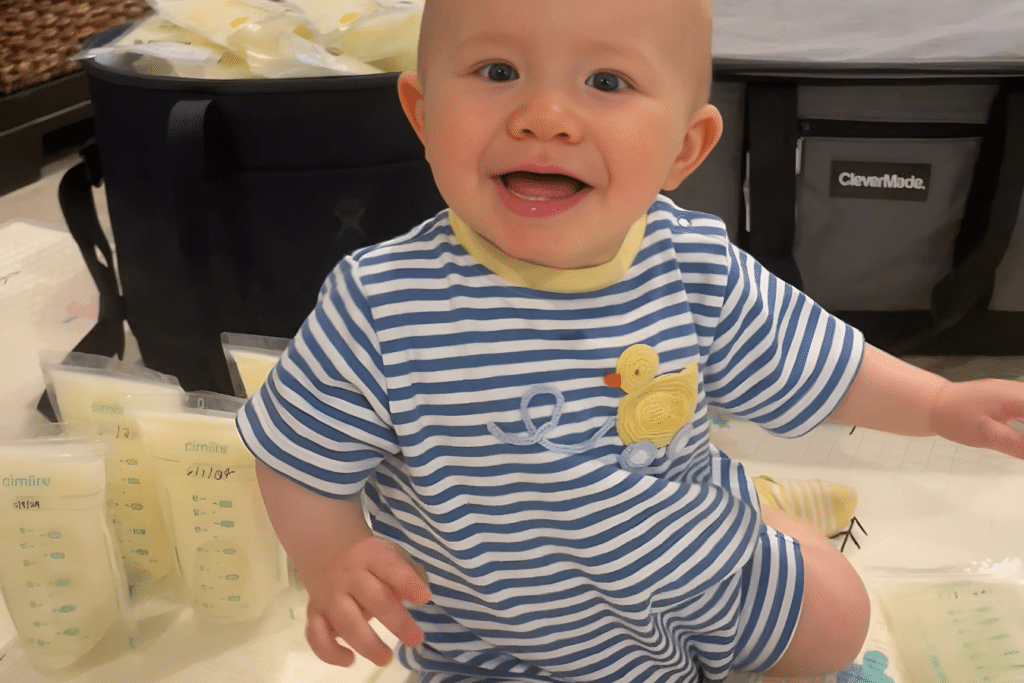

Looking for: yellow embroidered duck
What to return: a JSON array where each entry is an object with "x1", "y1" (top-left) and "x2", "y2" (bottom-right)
[{"x1": 603, "y1": 344, "x2": 699, "y2": 447}]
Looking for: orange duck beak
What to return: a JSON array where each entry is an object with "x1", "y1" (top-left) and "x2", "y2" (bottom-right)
[{"x1": 604, "y1": 373, "x2": 622, "y2": 388}]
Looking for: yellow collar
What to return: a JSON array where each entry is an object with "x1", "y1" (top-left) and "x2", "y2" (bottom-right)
[{"x1": 448, "y1": 212, "x2": 647, "y2": 294}]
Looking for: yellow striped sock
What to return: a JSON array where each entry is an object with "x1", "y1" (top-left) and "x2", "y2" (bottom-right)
[{"x1": 753, "y1": 476, "x2": 857, "y2": 537}]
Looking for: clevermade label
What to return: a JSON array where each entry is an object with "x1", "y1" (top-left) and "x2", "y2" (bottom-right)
[{"x1": 830, "y1": 161, "x2": 931, "y2": 202}]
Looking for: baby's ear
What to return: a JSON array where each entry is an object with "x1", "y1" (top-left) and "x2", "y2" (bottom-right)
[
  {"x1": 662, "y1": 104, "x2": 723, "y2": 191},
  {"x1": 398, "y1": 71, "x2": 427, "y2": 147}
]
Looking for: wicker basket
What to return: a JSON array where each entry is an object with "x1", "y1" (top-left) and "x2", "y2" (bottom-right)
[{"x1": 1, "y1": 0, "x2": 152, "y2": 95}]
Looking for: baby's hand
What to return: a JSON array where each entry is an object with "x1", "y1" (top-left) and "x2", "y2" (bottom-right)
[
  {"x1": 931, "y1": 379, "x2": 1024, "y2": 459},
  {"x1": 303, "y1": 536, "x2": 432, "y2": 667}
]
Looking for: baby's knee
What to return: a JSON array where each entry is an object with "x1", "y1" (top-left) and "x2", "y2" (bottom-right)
[
  {"x1": 763, "y1": 539, "x2": 870, "y2": 677},
  {"x1": 807, "y1": 544, "x2": 870, "y2": 665}
]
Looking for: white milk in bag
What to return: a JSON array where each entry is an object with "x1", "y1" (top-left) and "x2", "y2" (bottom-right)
[
  {"x1": 138, "y1": 393, "x2": 287, "y2": 624},
  {"x1": 114, "y1": 15, "x2": 253, "y2": 79},
  {"x1": 221, "y1": 332, "x2": 289, "y2": 398},
  {"x1": 151, "y1": 0, "x2": 295, "y2": 49},
  {"x1": 0, "y1": 435, "x2": 131, "y2": 672},
  {"x1": 282, "y1": 0, "x2": 379, "y2": 35},
  {"x1": 328, "y1": 5, "x2": 421, "y2": 70},
  {"x1": 42, "y1": 353, "x2": 185, "y2": 586}
]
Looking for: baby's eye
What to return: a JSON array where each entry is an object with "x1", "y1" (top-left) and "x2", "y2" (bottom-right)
[
  {"x1": 478, "y1": 62, "x2": 519, "y2": 82},
  {"x1": 587, "y1": 71, "x2": 629, "y2": 92}
]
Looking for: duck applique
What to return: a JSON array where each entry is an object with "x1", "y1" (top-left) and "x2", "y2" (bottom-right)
[{"x1": 603, "y1": 344, "x2": 699, "y2": 448}]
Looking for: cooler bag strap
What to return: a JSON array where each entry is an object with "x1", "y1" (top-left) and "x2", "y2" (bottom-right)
[
  {"x1": 37, "y1": 143, "x2": 127, "y2": 420},
  {"x1": 891, "y1": 81, "x2": 1024, "y2": 354},
  {"x1": 744, "y1": 82, "x2": 803, "y2": 290},
  {"x1": 165, "y1": 98, "x2": 236, "y2": 394},
  {"x1": 168, "y1": 99, "x2": 217, "y2": 261}
]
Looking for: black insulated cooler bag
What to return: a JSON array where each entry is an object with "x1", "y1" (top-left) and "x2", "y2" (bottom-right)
[{"x1": 50, "y1": 22, "x2": 445, "y2": 407}]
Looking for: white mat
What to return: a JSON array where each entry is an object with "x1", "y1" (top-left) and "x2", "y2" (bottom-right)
[
  {"x1": 712, "y1": 408, "x2": 1024, "y2": 683},
  {"x1": 0, "y1": 221, "x2": 99, "y2": 439}
]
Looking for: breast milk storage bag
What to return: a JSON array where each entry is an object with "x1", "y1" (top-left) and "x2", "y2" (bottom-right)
[
  {"x1": 220, "y1": 332, "x2": 288, "y2": 398},
  {"x1": 138, "y1": 393, "x2": 287, "y2": 624},
  {"x1": 42, "y1": 353, "x2": 186, "y2": 587},
  {"x1": 0, "y1": 435, "x2": 132, "y2": 672}
]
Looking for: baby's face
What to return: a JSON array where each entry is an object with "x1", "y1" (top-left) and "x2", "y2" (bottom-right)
[{"x1": 399, "y1": 0, "x2": 719, "y2": 269}]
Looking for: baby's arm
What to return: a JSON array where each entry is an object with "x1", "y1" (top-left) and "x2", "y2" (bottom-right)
[
  {"x1": 828, "y1": 344, "x2": 1024, "y2": 458},
  {"x1": 255, "y1": 461, "x2": 432, "y2": 667}
]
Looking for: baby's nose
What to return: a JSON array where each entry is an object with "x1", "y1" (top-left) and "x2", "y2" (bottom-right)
[{"x1": 508, "y1": 92, "x2": 582, "y2": 143}]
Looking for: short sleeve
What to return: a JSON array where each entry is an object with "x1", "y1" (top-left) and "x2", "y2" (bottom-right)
[
  {"x1": 236, "y1": 257, "x2": 399, "y2": 499},
  {"x1": 703, "y1": 243, "x2": 865, "y2": 437}
]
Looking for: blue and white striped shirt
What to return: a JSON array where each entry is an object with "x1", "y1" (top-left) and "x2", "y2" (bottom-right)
[{"x1": 237, "y1": 196, "x2": 864, "y2": 682}]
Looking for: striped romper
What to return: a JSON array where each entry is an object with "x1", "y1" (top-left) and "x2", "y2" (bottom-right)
[{"x1": 237, "y1": 195, "x2": 865, "y2": 683}]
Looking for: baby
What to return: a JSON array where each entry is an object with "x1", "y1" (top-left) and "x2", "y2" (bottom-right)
[{"x1": 237, "y1": 0, "x2": 1024, "y2": 681}]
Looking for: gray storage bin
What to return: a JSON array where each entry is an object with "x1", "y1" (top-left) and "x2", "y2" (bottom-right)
[
  {"x1": 792, "y1": 84, "x2": 998, "y2": 312},
  {"x1": 661, "y1": 0, "x2": 1024, "y2": 355},
  {"x1": 664, "y1": 77, "x2": 1023, "y2": 354},
  {"x1": 991, "y1": 191, "x2": 1024, "y2": 313}
]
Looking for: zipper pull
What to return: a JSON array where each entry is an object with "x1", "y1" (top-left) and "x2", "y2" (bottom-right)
[
  {"x1": 795, "y1": 120, "x2": 810, "y2": 176},
  {"x1": 743, "y1": 151, "x2": 751, "y2": 233}
]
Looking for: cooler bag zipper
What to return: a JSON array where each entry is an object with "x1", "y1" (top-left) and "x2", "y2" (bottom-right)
[{"x1": 795, "y1": 119, "x2": 987, "y2": 174}]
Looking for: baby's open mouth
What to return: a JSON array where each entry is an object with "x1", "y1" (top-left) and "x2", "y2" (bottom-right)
[{"x1": 499, "y1": 171, "x2": 589, "y2": 201}]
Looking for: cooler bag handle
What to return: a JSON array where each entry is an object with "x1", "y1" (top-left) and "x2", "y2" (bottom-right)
[
  {"x1": 37, "y1": 143, "x2": 127, "y2": 420},
  {"x1": 744, "y1": 82, "x2": 804, "y2": 290},
  {"x1": 168, "y1": 99, "x2": 217, "y2": 262},
  {"x1": 897, "y1": 83, "x2": 1024, "y2": 353},
  {"x1": 164, "y1": 98, "x2": 237, "y2": 395}
]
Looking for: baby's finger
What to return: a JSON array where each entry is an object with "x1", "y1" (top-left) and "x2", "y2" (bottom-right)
[
  {"x1": 327, "y1": 593, "x2": 397, "y2": 666},
  {"x1": 371, "y1": 551, "x2": 433, "y2": 605},
  {"x1": 352, "y1": 571, "x2": 425, "y2": 651},
  {"x1": 983, "y1": 419, "x2": 1024, "y2": 460},
  {"x1": 409, "y1": 559, "x2": 433, "y2": 595},
  {"x1": 306, "y1": 611, "x2": 356, "y2": 668}
]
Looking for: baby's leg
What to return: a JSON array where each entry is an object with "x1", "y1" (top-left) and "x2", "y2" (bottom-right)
[{"x1": 760, "y1": 506, "x2": 870, "y2": 678}]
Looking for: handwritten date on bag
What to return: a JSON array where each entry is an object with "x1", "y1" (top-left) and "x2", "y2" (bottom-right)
[{"x1": 187, "y1": 466, "x2": 236, "y2": 481}]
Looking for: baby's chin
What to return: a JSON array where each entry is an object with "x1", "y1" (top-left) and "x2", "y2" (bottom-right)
[{"x1": 458, "y1": 205, "x2": 628, "y2": 269}]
